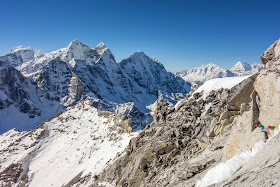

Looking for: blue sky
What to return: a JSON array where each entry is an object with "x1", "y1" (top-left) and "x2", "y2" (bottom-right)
[{"x1": 0, "y1": 0, "x2": 280, "y2": 72}]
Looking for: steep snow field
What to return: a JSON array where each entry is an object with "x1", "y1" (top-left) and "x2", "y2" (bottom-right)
[
  {"x1": 0, "y1": 100, "x2": 138, "y2": 187},
  {"x1": 194, "y1": 76, "x2": 250, "y2": 99},
  {"x1": 0, "y1": 104, "x2": 61, "y2": 134}
]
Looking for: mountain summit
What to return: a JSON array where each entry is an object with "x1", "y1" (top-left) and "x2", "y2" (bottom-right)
[
  {"x1": 230, "y1": 61, "x2": 251, "y2": 73},
  {"x1": 0, "y1": 40, "x2": 190, "y2": 133},
  {"x1": 175, "y1": 62, "x2": 263, "y2": 85},
  {"x1": 0, "y1": 39, "x2": 280, "y2": 187},
  {"x1": 95, "y1": 42, "x2": 108, "y2": 54},
  {"x1": 175, "y1": 63, "x2": 234, "y2": 85}
]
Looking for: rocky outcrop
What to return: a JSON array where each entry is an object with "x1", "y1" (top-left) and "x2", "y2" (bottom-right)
[
  {"x1": 0, "y1": 163, "x2": 26, "y2": 187},
  {"x1": 208, "y1": 38, "x2": 280, "y2": 186},
  {"x1": 33, "y1": 58, "x2": 85, "y2": 106},
  {"x1": 94, "y1": 37, "x2": 280, "y2": 186},
  {"x1": 260, "y1": 38, "x2": 280, "y2": 65},
  {"x1": 94, "y1": 73, "x2": 262, "y2": 187},
  {"x1": 255, "y1": 38, "x2": 280, "y2": 128},
  {"x1": 214, "y1": 132, "x2": 280, "y2": 187}
]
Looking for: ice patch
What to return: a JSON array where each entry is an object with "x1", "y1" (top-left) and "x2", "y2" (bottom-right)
[{"x1": 196, "y1": 129, "x2": 279, "y2": 187}]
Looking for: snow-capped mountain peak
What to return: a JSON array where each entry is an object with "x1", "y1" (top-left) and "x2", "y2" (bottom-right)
[
  {"x1": 68, "y1": 38, "x2": 86, "y2": 47},
  {"x1": 9, "y1": 46, "x2": 31, "y2": 53},
  {"x1": 175, "y1": 63, "x2": 234, "y2": 85},
  {"x1": 126, "y1": 51, "x2": 151, "y2": 65},
  {"x1": 95, "y1": 42, "x2": 108, "y2": 55},
  {"x1": 230, "y1": 61, "x2": 252, "y2": 73},
  {"x1": 57, "y1": 39, "x2": 100, "y2": 65},
  {"x1": 132, "y1": 50, "x2": 147, "y2": 57},
  {"x1": 175, "y1": 61, "x2": 263, "y2": 85},
  {"x1": 0, "y1": 40, "x2": 190, "y2": 133},
  {"x1": 230, "y1": 61, "x2": 262, "y2": 76},
  {"x1": 66, "y1": 39, "x2": 91, "y2": 52},
  {"x1": 7, "y1": 46, "x2": 35, "y2": 63}
]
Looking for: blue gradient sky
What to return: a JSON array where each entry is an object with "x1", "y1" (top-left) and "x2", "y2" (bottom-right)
[{"x1": 0, "y1": 0, "x2": 280, "y2": 72}]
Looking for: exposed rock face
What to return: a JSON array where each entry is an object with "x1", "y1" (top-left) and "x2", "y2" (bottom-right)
[
  {"x1": 0, "y1": 163, "x2": 25, "y2": 187},
  {"x1": 33, "y1": 58, "x2": 85, "y2": 105},
  {"x1": 94, "y1": 38, "x2": 280, "y2": 186},
  {"x1": 222, "y1": 110, "x2": 263, "y2": 161},
  {"x1": 214, "y1": 132, "x2": 280, "y2": 187},
  {"x1": 260, "y1": 38, "x2": 280, "y2": 64},
  {"x1": 94, "y1": 74, "x2": 261, "y2": 187},
  {"x1": 0, "y1": 61, "x2": 41, "y2": 116},
  {"x1": 1, "y1": 39, "x2": 280, "y2": 187},
  {"x1": 255, "y1": 38, "x2": 280, "y2": 128},
  {"x1": 120, "y1": 52, "x2": 190, "y2": 102}
]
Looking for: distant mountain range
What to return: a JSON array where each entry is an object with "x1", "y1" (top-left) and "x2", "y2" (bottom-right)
[
  {"x1": 0, "y1": 39, "x2": 190, "y2": 133},
  {"x1": 174, "y1": 62, "x2": 263, "y2": 85}
]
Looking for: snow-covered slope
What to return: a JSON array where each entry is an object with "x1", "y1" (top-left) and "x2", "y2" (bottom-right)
[
  {"x1": 193, "y1": 76, "x2": 250, "y2": 99},
  {"x1": 0, "y1": 40, "x2": 190, "y2": 133},
  {"x1": 175, "y1": 62, "x2": 262, "y2": 85},
  {"x1": 0, "y1": 100, "x2": 137, "y2": 187}
]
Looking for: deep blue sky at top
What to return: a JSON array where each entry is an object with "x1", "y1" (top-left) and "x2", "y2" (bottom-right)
[{"x1": 0, "y1": 0, "x2": 280, "y2": 72}]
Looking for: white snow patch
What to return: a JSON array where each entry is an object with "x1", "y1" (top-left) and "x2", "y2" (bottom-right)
[{"x1": 194, "y1": 76, "x2": 250, "y2": 100}]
